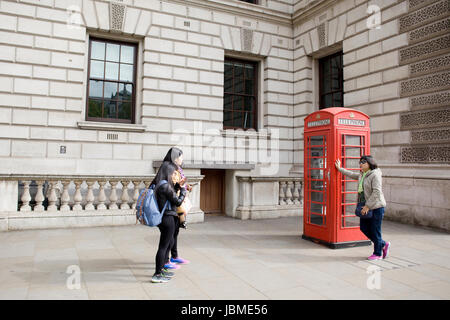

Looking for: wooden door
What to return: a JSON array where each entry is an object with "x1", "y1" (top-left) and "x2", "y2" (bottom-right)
[{"x1": 200, "y1": 169, "x2": 225, "y2": 215}]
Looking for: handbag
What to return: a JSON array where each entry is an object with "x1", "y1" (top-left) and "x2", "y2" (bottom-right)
[{"x1": 355, "y1": 202, "x2": 373, "y2": 219}]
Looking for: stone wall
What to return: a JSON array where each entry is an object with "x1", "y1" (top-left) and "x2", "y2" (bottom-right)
[
  {"x1": 292, "y1": 0, "x2": 450, "y2": 231},
  {"x1": 0, "y1": 0, "x2": 296, "y2": 177}
]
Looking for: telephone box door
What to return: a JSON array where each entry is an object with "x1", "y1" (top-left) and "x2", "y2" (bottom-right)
[
  {"x1": 336, "y1": 130, "x2": 370, "y2": 243},
  {"x1": 304, "y1": 131, "x2": 331, "y2": 241}
]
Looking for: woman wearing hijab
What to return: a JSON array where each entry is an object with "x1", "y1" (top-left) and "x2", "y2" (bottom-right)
[
  {"x1": 150, "y1": 161, "x2": 187, "y2": 283},
  {"x1": 162, "y1": 147, "x2": 191, "y2": 269},
  {"x1": 335, "y1": 155, "x2": 390, "y2": 260}
]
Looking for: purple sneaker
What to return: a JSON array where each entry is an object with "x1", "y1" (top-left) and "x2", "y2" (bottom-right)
[
  {"x1": 382, "y1": 242, "x2": 391, "y2": 259},
  {"x1": 164, "y1": 262, "x2": 180, "y2": 270},
  {"x1": 170, "y1": 257, "x2": 190, "y2": 264},
  {"x1": 367, "y1": 254, "x2": 382, "y2": 260}
]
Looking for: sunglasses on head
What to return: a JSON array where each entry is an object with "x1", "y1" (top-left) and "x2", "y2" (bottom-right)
[{"x1": 359, "y1": 159, "x2": 367, "y2": 164}]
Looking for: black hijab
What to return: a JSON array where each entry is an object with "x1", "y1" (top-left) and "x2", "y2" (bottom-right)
[{"x1": 163, "y1": 147, "x2": 183, "y2": 167}]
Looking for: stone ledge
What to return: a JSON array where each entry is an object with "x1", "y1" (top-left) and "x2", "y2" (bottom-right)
[{"x1": 77, "y1": 121, "x2": 147, "y2": 132}]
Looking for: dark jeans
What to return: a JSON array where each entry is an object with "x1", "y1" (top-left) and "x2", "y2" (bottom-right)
[
  {"x1": 165, "y1": 218, "x2": 180, "y2": 262},
  {"x1": 359, "y1": 207, "x2": 386, "y2": 256},
  {"x1": 155, "y1": 215, "x2": 177, "y2": 275}
]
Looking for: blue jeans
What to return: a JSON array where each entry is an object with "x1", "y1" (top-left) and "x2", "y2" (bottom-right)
[{"x1": 359, "y1": 207, "x2": 386, "y2": 256}]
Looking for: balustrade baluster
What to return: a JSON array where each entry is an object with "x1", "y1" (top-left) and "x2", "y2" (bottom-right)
[
  {"x1": 34, "y1": 180, "x2": 45, "y2": 212},
  {"x1": 109, "y1": 180, "x2": 119, "y2": 209},
  {"x1": 73, "y1": 180, "x2": 83, "y2": 210},
  {"x1": 20, "y1": 180, "x2": 32, "y2": 211},
  {"x1": 293, "y1": 181, "x2": 300, "y2": 204},
  {"x1": 279, "y1": 181, "x2": 286, "y2": 205},
  {"x1": 47, "y1": 181, "x2": 58, "y2": 212},
  {"x1": 97, "y1": 180, "x2": 107, "y2": 210},
  {"x1": 85, "y1": 180, "x2": 95, "y2": 210},
  {"x1": 120, "y1": 181, "x2": 131, "y2": 209},
  {"x1": 60, "y1": 180, "x2": 71, "y2": 211},
  {"x1": 132, "y1": 181, "x2": 141, "y2": 209},
  {"x1": 286, "y1": 181, "x2": 294, "y2": 205}
]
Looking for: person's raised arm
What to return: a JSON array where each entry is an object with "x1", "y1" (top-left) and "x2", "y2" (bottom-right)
[{"x1": 335, "y1": 159, "x2": 360, "y2": 180}]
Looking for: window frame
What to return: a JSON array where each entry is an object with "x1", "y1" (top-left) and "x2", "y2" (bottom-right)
[
  {"x1": 86, "y1": 37, "x2": 138, "y2": 124},
  {"x1": 318, "y1": 51, "x2": 343, "y2": 110},
  {"x1": 223, "y1": 57, "x2": 258, "y2": 131}
]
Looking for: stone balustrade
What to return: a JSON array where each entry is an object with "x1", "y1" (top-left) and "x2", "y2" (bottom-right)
[
  {"x1": 17, "y1": 178, "x2": 151, "y2": 212},
  {"x1": 0, "y1": 174, "x2": 204, "y2": 231},
  {"x1": 0, "y1": 174, "x2": 303, "y2": 230},
  {"x1": 278, "y1": 178, "x2": 303, "y2": 205},
  {"x1": 235, "y1": 176, "x2": 303, "y2": 220}
]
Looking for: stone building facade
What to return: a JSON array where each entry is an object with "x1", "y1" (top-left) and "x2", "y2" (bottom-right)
[{"x1": 0, "y1": 0, "x2": 448, "y2": 231}]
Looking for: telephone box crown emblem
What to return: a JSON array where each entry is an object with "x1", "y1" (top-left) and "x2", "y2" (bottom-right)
[
  {"x1": 349, "y1": 112, "x2": 355, "y2": 118},
  {"x1": 316, "y1": 114, "x2": 321, "y2": 119}
]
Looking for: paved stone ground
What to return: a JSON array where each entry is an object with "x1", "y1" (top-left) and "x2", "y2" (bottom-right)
[{"x1": 0, "y1": 215, "x2": 449, "y2": 300}]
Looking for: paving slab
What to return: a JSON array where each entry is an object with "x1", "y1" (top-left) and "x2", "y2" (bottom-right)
[{"x1": 0, "y1": 215, "x2": 449, "y2": 300}]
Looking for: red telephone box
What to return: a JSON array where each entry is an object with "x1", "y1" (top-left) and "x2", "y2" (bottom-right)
[{"x1": 302, "y1": 107, "x2": 372, "y2": 248}]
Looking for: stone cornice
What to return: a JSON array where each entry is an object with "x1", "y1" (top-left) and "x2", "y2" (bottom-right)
[
  {"x1": 172, "y1": 0, "x2": 292, "y2": 26},
  {"x1": 292, "y1": 0, "x2": 336, "y2": 25}
]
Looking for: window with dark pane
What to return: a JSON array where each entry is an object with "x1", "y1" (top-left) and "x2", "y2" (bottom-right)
[
  {"x1": 319, "y1": 51, "x2": 343, "y2": 110},
  {"x1": 86, "y1": 38, "x2": 137, "y2": 123},
  {"x1": 239, "y1": 0, "x2": 258, "y2": 3},
  {"x1": 223, "y1": 58, "x2": 257, "y2": 130}
]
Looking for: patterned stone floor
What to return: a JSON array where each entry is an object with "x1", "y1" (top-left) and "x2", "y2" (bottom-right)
[{"x1": 0, "y1": 215, "x2": 449, "y2": 300}]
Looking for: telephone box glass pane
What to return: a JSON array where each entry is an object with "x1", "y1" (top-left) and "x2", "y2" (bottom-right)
[
  {"x1": 310, "y1": 147, "x2": 324, "y2": 157},
  {"x1": 311, "y1": 214, "x2": 324, "y2": 226},
  {"x1": 343, "y1": 204, "x2": 356, "y2": 215},
  {"x1": 346, "y1": 135, "x2": 362, "y2": 145},
  {"x1": 311, "y1": 158, "x2": 324, "y2": 168},
  {"x1": 310, "y1": 180, "x2": 323, "y2": 191},
  {"x1": 309, "y1": 170, "x2": 323, "y2": 179},
  {"x1": 345, "y1": 147, "x2": 361, "y2": 157},
  {"x1": 310, "y1": 136, "x2": 324, "y2": 145},
  {"x1": 344, "y1": 193, "x2": 356, "y2": 203},
  {"x1": 311, "y1": 192, "x2": 323, "y2": 202},
  {"x1": 343, "y1": 181, "x2": 358, "y2": 191},
  {"x1": 345, "y1": 158, "x2": 360, "y2": 168},
  {"x1": 311, "y1": 203, "x2": 324, "y2": 214}
]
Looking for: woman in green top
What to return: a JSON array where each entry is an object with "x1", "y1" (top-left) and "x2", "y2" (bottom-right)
[{"x1": 335, "y1": 155, "x2": 390, "y2": 260}]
